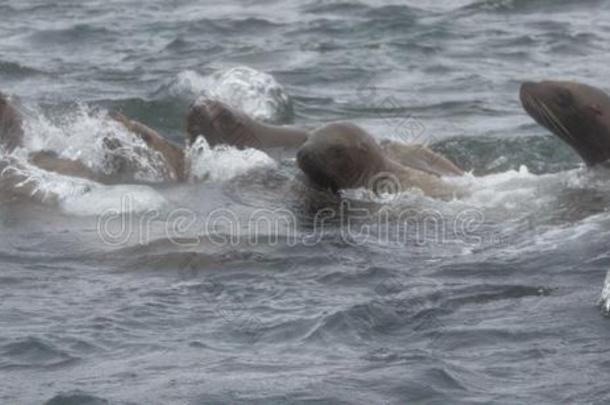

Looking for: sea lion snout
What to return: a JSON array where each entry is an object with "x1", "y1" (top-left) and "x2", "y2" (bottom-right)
[
  {"x1": 519, "y1": 81, "x2": 538, "y2": 102},
  {"x1": 519, "y1": 81, "x2": 555, "y2": 108}
]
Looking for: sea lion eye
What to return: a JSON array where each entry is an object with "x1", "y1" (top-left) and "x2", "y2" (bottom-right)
[{"x1": 556, "y1": 89, "x2": 573, "y2": 108}]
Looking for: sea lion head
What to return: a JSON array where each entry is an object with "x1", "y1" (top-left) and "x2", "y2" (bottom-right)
[
  {"x1": 297, "y1": 122, "x2": 386, "y2": 192},
  {"x1": 186, "y1": 99, "x2": 250, "y2": 147},
  {"x1": 520, "y1": 81, "x2": 610, "y2": 166}
]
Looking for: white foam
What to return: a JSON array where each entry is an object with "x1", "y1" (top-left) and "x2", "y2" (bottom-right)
[
  {"x1": 22, "y1": 105, "x2": 173, "y2": 183},
  {"x1": 60, "y1": 184, "x2": 168, "y2": 217},
  {"x1": 437, "y1": 165, "x2": 585, "y2": 213},
  {"x1": 340, "y1": 165, "x2": 557, "y2": 210},
  {"x1": 1, "y1": 153, "x2": 168, "y2": 216},
  {"x1": 2, "y1": 153, "x2": 95, "y2": 203},
  {"x1": 171, "y1": 66, "x2": 293, "y2": 123},
  {"x1": 186, "y1": 136, "x2": 276, "y2": 182},
  {"x1": 1, "y1": 106, "x2": 171, "y2": 216}
]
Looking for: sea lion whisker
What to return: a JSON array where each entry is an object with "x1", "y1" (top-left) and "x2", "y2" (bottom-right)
[
  {"x1": 529, "y1": 95, "x2": 572, "y2": 142},
  {"x1": 539, "y1": 101, "x2": 575, "y2": 142}
]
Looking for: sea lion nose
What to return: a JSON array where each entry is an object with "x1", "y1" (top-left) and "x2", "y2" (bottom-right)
[
  {"x1": 520, "y1": 81, "x2": 538, "y2": 97},
  {"x1": 297, "y1": 146, "x2": 318, "y2": 176},
  {"x1": 520, "y1": 81, "x2": 540, "y2": 106}
]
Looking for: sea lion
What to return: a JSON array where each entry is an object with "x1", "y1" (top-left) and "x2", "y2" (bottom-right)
[
  {"x1": 296, "y1": 122, "x2": 459, "y2": 198},
  {"x1": 0, "y1": 95, "x2": 101, "y2": 198},
  {"x1": 186, "y1": 98, "x2": 308, "y2": 150},
  {"x1": 0, "y1": 93, "x2": 185, "y2": 186},
  {"x1": 520, "y1": 80, "x2": 610, "y2": 166},
  {"x1": 0, "y1": 93, "x2": 24, "y2": 153},
  {"x1": 108, "y1": 112, "x2": 185, "y2": 182}
]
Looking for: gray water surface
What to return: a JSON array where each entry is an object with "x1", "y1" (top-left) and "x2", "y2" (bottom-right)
[{"x1": 1, "y1": 1, "x2": 610, "y2": 404}]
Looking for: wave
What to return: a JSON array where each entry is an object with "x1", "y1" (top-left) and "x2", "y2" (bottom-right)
[
  {"x1": 44, "y1": 391, "x2": 110, "y2": 405},
  {"x1": 26, "y1": 24, "x2": 114, "y2": 45},
  {"x1": 457, "y1": 0, "x2": 606, "y2": 15},
  {"x1": 301, "y1": 1, "x2": 371, "y2": 15},
  {"x1": 0, "y1": 336, "x2": 78, "y2": 370},
  {"x1": 0, "y1": 60, "x2": 44, "y2": 78},
  {"x1": 187, "y1": 136, "x2": 276, "y2": 182},
  {"x1": 159, "y1": 66, "x2": 294, "y2": 124},
  {"x1": 186, "y1": 17, "x2": 285, "y2": 34}
]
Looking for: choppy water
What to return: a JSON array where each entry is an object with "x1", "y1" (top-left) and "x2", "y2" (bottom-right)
[{"x1": 2, "y1": 1, "x2": 610, "y2": 404}]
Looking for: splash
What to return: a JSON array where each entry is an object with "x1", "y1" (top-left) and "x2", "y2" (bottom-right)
[
  {"x1": 1, "y1": 155, "x2": 167, "y2": 216},
  {"x1": 61, "y1": 184, "x2": 168, "y2": 216},
  {"x1": 1, "y1": 105, "x2": 171, "y2": 215},
  {"x1": 22, "y1": 105, "x2": 173, "y2": 183},
  {"x1": 186, "y1": 136, "x2": 276, "y2": 182},
  {"x1": 447, "y1": 165, "x2": 558, "y2": 210},
  {"x1": 169, "y1": 66, "x2": 293, "y2": 123}
]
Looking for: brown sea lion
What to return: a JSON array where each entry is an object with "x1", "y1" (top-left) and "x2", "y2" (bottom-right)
[
  {"x1": 108, "y1": 112, "x2": 185, "y2": 182},
  {"x1": 0, "y1": 95, "x2": 97, "y2": 200},
  {"x1": 520, "y1": 80, "x2": 610, "y2": 166},
  {"x1": 296, "y1": 122, "x2": 459, "y2": 198},
  {"x1": 0, "y1": 93, "x2": 185, "y2": 186},
  {"x1": 186, "y1": 98, "x2": 308, "y2": 150}
]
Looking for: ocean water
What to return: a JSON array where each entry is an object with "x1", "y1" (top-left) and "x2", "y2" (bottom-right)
[{"x1": 1, "y1": 0, "x2": 610, "y2": 404}]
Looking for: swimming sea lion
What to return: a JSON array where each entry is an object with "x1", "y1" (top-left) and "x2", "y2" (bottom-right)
[
  {"x1": 0, "y1": 93, "x2": 185, "y2": 186},
  {"x1": 520, "y1": 80, "x2": 610, "y2": 166},
  {"x1": 108, "y1": 112, "x2": 185, "y2": 182},
  {"x1": 186, "y1": 98, "x2": 308, "y2": 150},
  {"x1": 296, "y1": 122, "x2": 459, "y2": 198}
]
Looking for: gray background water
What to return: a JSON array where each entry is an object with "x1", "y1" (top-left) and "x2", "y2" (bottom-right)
[{"x1": 1, "y1": 1, "x2": 610, "y2": 404}]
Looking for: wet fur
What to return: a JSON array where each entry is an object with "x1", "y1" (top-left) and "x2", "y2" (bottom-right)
[{"x1": 520, "y1": 80, "x2": 610, "y2": 166}]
